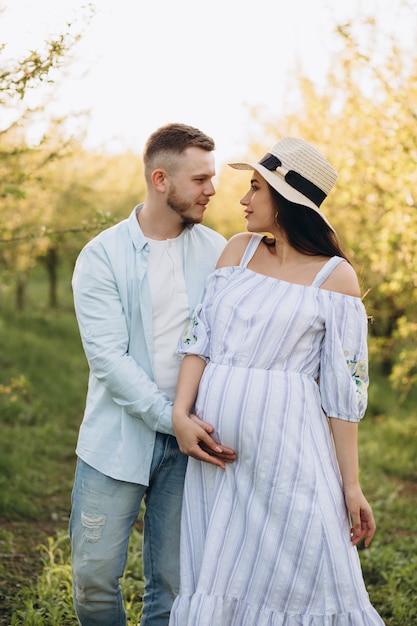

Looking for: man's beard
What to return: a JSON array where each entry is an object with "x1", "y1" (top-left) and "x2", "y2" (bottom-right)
[{"x1": 167, "y1": 187, "x2": 202, "y2": 225}]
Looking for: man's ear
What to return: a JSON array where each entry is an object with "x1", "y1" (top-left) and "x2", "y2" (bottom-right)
[{"x1": 151, "y1": 168, "x2": 168, "y2": 192}]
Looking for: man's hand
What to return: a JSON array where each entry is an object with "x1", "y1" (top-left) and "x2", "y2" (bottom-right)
[{"x1": 173, "y1": 412, "x2": 236, "y2": 469}]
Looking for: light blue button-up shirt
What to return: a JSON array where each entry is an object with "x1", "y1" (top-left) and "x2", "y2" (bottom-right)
[{"x1": 72, "y1": 205, "x2": 226, "y2": 485}]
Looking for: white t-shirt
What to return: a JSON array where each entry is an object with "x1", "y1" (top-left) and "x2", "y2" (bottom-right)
[{"x1": 147, "y1": 231, "x2": 190, "y2": 401}]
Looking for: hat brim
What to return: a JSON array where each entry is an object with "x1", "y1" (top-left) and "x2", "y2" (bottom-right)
[{"x1": 228, "y1": 161, "x2": 335, "y2": 232}]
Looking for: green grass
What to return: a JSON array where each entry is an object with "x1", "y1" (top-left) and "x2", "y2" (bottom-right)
[
  {"x1": 9, "y1": 528, "x2": 144, "y2": 626},
  {"x1": 0, "y1": 305, "x2": 86, "y2": 519},
  {"x1": 357, "y1": 369, "x2": 417, "y2": 624},
  {"x1": 357, "y1": 417, "x2": 417, "y2": 624},
  {"x1": 1, "y1": 267, "x2": 416, "y2": 625}
]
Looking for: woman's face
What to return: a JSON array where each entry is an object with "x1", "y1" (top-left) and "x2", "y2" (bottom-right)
[{"x1": 240, "y1": 171, "x2": 277, "y2": 233}]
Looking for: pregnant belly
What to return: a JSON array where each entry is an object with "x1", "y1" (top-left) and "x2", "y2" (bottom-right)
[{"x1": 196, "y1": 363, "x2": 315, "y2": 448}]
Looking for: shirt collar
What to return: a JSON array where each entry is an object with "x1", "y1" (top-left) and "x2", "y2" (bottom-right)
[
  {"x1": 128, "y1": 204, "x2": 148, "y2": 252},
  {"x1": 128, "y1": 203, "x2": 194, "y2": 251}
]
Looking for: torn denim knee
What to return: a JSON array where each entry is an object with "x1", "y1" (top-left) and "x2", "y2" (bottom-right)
[{"x1": 81, "y1": 511, "x2": 107, "y2": 542}]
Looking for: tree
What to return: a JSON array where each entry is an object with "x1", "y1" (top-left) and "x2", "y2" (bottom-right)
[
  {"x1": 320, "y1": 13, "x2": 417, "y2": 394},
  {"x1": 36, "y1": 147, "x2": 145, "y2": 309},
  {"x1": 213, "y1": 3, "x2": 417, "y2": 394},
  {"x1": 0, "y1": 5, "x2": 88, "y2": 196},
  {"x1": 0, "y1": 5, "x2": 92, "y2": 307}
]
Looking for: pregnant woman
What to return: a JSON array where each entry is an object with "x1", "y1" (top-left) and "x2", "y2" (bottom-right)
[{"x1": 170, "y1": 137, "x2": 385, "y2": 626}]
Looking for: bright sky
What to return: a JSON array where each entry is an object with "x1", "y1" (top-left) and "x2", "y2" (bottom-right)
[{"x1": 0, "y1": 0, "x2": 412, "y2": 165}]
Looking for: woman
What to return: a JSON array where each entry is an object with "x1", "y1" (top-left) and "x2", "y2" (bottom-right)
[{"x1": 169, "y1": 137, "x2": 385, "y2": 625}]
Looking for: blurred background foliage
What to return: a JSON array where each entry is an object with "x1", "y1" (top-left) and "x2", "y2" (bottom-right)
[{"x1": 2, "y1": 4, "x2": 417, "y2": 397}]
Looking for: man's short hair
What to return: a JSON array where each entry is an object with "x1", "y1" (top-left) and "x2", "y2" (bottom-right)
[{"x1": 143, "y1": 123, "x2": 215, "y2": 181}]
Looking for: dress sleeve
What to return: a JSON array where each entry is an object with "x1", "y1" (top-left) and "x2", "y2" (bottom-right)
[
  {"x1": 319, "y1": 294, "x2": 369, "y2": 422},
  {"x1": 177, "y1": 270, "x2": 223, "y2": 362},
  {"x1": 178, "y1": 303, "x2": 211, "y2": 363}
]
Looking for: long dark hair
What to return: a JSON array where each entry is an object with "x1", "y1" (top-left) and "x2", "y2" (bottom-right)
[{"x1": 269, "y1": 187, "x2": 350, "y2": 262}]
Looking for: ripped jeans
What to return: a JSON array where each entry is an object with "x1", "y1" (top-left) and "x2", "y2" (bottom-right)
[{"x1": 69, "y1": 434, "x2": 188, "y2": 626}]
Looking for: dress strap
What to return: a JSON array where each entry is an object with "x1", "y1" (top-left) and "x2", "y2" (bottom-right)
[
  {"x1": 311, "y1": 256, "x2": 345, "y2": 287},
  {"x1": 239, "y1": 234, "x2": 264, "y2": 268}
]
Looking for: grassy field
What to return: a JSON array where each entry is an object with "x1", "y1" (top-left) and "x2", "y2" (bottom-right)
[{"x1": 0, "y1": 268, "x2": 416, "y2": 625}]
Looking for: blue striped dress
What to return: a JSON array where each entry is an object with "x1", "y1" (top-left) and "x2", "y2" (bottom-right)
[{"x1": 169, "y1": 234, "x2": 384, "y2": 626}]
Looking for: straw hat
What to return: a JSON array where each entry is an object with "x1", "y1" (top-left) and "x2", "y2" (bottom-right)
[{"x1": 228, "y1": 137, "x2": 337, "y2": 231}]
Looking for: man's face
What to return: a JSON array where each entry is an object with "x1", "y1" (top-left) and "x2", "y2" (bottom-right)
[{"x1": 166, "y1": 147, "x2": 216, "y2": 225}]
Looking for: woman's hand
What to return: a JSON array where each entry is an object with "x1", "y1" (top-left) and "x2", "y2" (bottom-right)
[
  {"x1": 328, "y1": 418, "x2": 376, "y2": 548},
  {"x1": 344, "y1": 483, "x2": 376, "y2": 547},
  {"x1": 173, "y1": 410, "x2": 237, "y2": 469}
]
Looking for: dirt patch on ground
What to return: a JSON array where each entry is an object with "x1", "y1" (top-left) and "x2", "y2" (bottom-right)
[{"x1": 0, "y1": 517, "x2": 68, "y2": 625}]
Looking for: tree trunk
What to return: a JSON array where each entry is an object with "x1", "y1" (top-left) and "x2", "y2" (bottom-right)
[
  {"x1": 16, "y1": 275, "x2": 26, "y2": 311},
  {"x1": 45, "y1": 246, "x2": 59, "y2": 308}
]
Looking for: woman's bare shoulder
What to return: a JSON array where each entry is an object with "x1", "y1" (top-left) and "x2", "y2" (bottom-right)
[
  {"x1": 323, "y1": 259, "x2": 361, "y2": 297},
  {"x1": 216, "y1": 232, "x2": 254, "y2": 268}
]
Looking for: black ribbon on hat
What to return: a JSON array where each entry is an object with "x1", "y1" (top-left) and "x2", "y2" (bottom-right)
[{"x1": 259, "y1": 153, "x2": 326, "y2": 207}]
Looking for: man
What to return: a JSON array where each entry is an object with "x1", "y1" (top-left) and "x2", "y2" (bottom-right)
[{"x1": 69, "y1": 123, "x2": 236, "y2": 626}]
